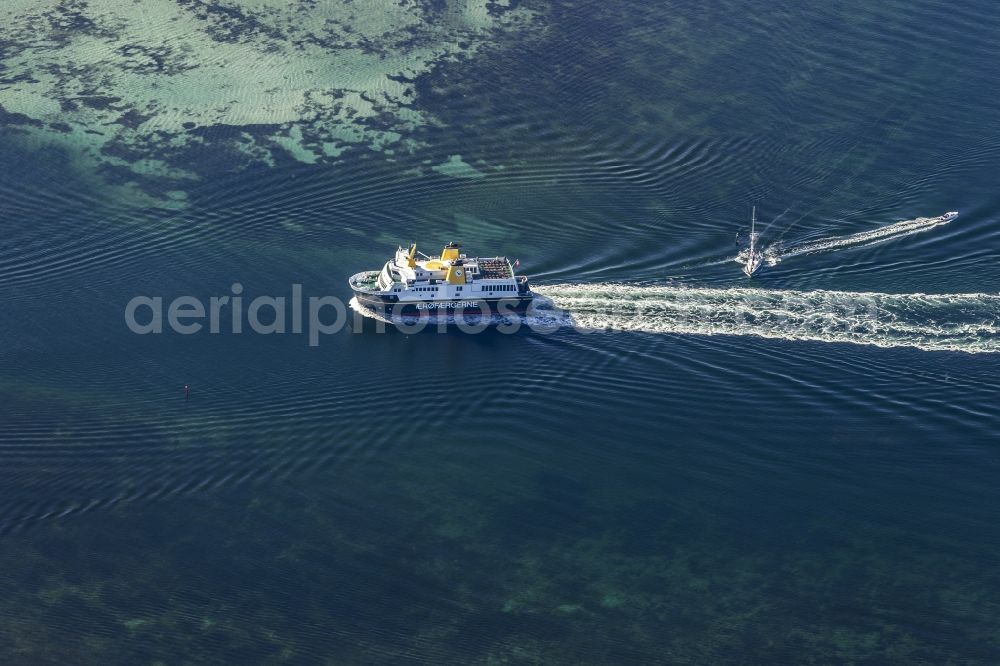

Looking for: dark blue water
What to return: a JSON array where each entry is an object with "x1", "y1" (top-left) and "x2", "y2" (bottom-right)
[{"x1": 2, "y1": 0, "x2": 1000, "y2": 662}]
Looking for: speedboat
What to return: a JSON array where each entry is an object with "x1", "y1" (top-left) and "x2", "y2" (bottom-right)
[{"x1": 349, "y1": 242, "x2": 534, "y2": 319}]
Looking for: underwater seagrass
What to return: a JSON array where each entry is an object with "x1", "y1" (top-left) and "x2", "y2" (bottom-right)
[{"x1": 0, "y1": 0, "x2": 538, "y2": 206}]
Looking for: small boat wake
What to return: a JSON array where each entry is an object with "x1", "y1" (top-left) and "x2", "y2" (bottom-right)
[
  {"x1": 751, "y1": 211, "x2": 958, "y2": 268},
  {"x1": 533, "y1": 283, "x2": 1000, "y2": 353}
]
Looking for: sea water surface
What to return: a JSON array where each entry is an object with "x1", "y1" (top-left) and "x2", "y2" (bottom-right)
[{"x1": 2, "y1": 0, "x2": 1000, "y2": 662}]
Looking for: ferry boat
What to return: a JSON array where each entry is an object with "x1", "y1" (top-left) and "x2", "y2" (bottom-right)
[{"x1": 349, "y1": 242, "x2": 534, "y2": 318}]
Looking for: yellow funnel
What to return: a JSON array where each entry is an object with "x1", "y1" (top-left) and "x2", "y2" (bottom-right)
[{"x1": 441, "y1": 242, "x2": 460, "y2": 261}]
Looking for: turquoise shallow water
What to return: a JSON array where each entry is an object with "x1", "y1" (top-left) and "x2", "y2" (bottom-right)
[{"x1": 2, "y1": 0, "x2": 1000, "y2": 662}]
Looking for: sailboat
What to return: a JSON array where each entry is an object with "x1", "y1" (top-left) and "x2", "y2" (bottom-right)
[{"x1": 742, "y1": 206, "x2": 764, "y2": 277}]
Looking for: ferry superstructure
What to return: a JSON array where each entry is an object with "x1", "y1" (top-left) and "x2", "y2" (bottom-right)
[{"x1": 349, "y1": 242, "x2": 534, "y2": 317}]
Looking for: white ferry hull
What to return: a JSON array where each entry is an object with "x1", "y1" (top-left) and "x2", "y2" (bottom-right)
[{"x1": 352, "y1": 289, "x2": 534, "y2": 318}]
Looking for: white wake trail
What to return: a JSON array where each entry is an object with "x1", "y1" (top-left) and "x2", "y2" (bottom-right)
[
  {"x1": 534, "y1": 282, "x2": 1000, "y2": 353},
  {"x1": 758, "y1": 211, "x2": 958, "y2": 266}
]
